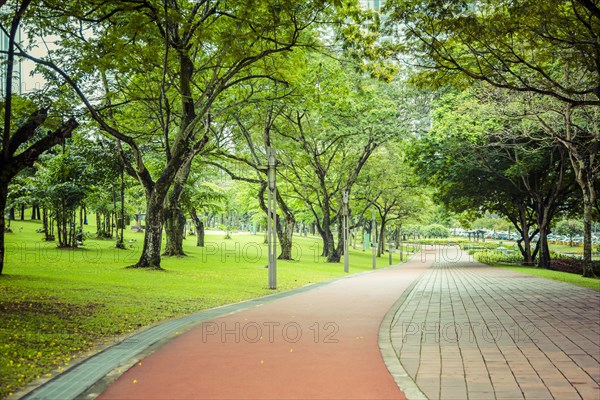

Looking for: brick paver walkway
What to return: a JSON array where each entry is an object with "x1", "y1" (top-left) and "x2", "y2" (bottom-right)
[{"x1": 386, "y1": 247, "x2": 600, "y2": 400}]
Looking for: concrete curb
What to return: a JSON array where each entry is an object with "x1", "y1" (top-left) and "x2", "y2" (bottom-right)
[{"x1": 378, "y1": 253, "x2": 428, "y2": 400}]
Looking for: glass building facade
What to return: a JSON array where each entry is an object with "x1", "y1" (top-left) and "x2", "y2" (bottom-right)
[
  {"x1": 360, "y1": 0, "x2": 385, "y2": 11},
  {"x1": 0, "y1": 27, "x2": 23, "y2": 95}
]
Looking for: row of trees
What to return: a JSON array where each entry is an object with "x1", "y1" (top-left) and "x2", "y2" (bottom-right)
[
  {"x1": 6, "y1": 135, "x2": 135, "y2": 247},
  {"x1": 372, "y1": 0, "x2": 599, "y2": 275},
  {"x1": 0, "y1": 0, "x2": 432, "y2": 275},
  {"x1": 1, "y1": 0, "x2": 597, "y2": 277}
]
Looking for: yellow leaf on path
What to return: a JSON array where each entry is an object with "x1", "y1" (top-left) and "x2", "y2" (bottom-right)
[{"x1": 133, "y1": 379, "x2": 138, "y2": 384}]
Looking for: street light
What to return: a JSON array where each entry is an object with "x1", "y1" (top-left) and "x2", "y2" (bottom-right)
[
  {"x1": 399, "y1": 224, "x2": 403, "y2": 262},
  {"x1": 267, "y1": 147, "x2": 277, "y2": 290},
  {"x1": 343, "y1": 190, "x2": 349, "y2": 273},
  {"x1": 372, "y1": 210, "x2": 376, "y2": 269}
]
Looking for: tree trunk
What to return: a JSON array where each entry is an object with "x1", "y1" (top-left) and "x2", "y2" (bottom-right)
[
  {"x1": 116, "y1": 168, "x2": 126, "y2": 249},
  {"x1": 0, "y1": 181, "x2": 8, "y2": 275},
  {"x1": 163, "y1": 156, "x2": 193, "y2": 256},
  {"x1": 129, "y1": 189, "x2": 165, "y2": 269},
  {"x1": 513, "y1": 204, "x2": 536, "y2": 266},
  {"x1": 58, "y1": 210, "x2": 64, "y2": 246},
  {"x1": 535, "y1": 200, "x2": 552, "y2": 269},
  {"x1": 517, "y1": 231, "x2": 536, "y2": 266},
  {"x1": 69, "y1": 209, "x2": 76, "y2": 248},
  {"x1": 378, "y1": 219, "x2": 387, "y2": 257},
  {"x1": 582, "y1": 189, "x2": 595, "y2": 277},
  {"x1": 257, "y1": 182, "x2": 297, "y2": 260},
  {"x1": 42, "y1": 208, "x2": 48, "y2": 238},
  {"x1": 276, "y1": 192, "x2": 295, "y2": 260},
  {"x1": 325, "y1": 232, "x2": 339, "y2": 261},
  {"x1": 317, "y1": 209, "x2": 335, "y2": 260},
  {"x1": 163, "y1": 207, "x2": 186, "y2": 256},
  {"x1": 106, "y1": 212, "x2": 112, "y2": 237},
  {"x1": 197, "y1": 220, "x2": 204, "y2": 247},
  {"x1": 324, "y1": 220, "x2": 340, "y2": 262},
  {"x1": 278, "y1": 217, "x2": 294, "y2": 259},
  {"x1": 277, "y1": 215, "x2": 295, "y2": 260},
  {"x1": 111, "y1": 189, "x2": 117, "y2": 238},
  {"x1": 560, "y1": 108, "x2": 597, "y2": 277},
  {"x1": 334, "y1": 220, "x2": 346, "y2": 260},
  {"x1": 319, "y1": 195, "x2": 340, "y2": 262},
  {"x1": 189, "y1": 208, "x2": 205, "y2": 247},
  {"x1": 537, "y1": 228, "x2": 551, "y2": 269},
  {"x1": 315, "y1": 224, "x2": 327, "y2": 256},
  {"x1": 96, "y1": 213, "x2": 102, "y2": 238}
]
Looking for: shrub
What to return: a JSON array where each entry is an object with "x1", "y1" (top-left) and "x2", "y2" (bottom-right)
[
  {"x1": 416, "y1": 238, "x2": 469, "y2": 245},
  {"x1": 462, "y1": 242, "x2": 499, "y2": 251},
  {"x1": 549, "y1": 258, "x2": 600, "y2": 275},
  {"x1": 423, "y1": 224, "x2": 450, "y2": 238},
  {"x1": 473, "y1": 250, "x2": 524, "y2": 265}
]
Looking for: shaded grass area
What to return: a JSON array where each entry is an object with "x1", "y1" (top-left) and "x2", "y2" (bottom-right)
[
  {"x1": 0, "y1": 220, "x2": 396, "y2": 398},
  {"x1": 493, "y1": 263, "x2": 600, "y2": 291}
]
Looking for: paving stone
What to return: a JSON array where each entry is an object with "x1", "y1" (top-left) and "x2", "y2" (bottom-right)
[{"x1": 390, "y1": 247, "x2": 600, "y2": 400}]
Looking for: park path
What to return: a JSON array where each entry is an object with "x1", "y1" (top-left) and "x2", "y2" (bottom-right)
[
  {"x1": 385, "y1": 248, "x2": 600, "y2": 400},
  {"x1": 27, "y1": 245, "x2": 598, "y2": 400},
  {"x1": 96, "y1": 251, "x2": 433, "y2": 400}
]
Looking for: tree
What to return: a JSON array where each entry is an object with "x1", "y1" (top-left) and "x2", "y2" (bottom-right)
[
  {"x1": 75, "y1": 134, "x2": 131, "y2": 247},
  {"x1": 383, "y1": 0, "x2": 600, "y2": 107},
  {"x1": 382, "y1": 0, "x2": 599, "y2": 274},
  {"x1": 34, "y1": 149, "x2": 88, "y2": 247},
  {"x1": 354, "y1": 144, "x2": 425, "y2": 256},
  {"x1": 555, "y1": 219, "x2": 585, "y2": 246},
  {"x1": 184, "y1": 179, "x2": 225, "y2": 248},
  {"x1": 276, "y1": 57, "x2": 404, "y2": 262},
  {"x1": 533, "y1": 102, "x2": 599, "y2": 276},
  {"x1": 208, "y1": 86, "x2": 300, "y2": 260},
  {"x1": 409, "y1": 90, "x2": 576, "y2": 267},
  {"x1": 424, "y1": 224, "x2": 450, "y2": 239},
  {"x1": 0, "y1": 1, "x2": 78, "y2": 274},
  {"x1": 473, "y1": 87, "x2": 598, "y2": 275},
  {"x1": 20, "y1": 0, "x2": 329, "y2": 269}
]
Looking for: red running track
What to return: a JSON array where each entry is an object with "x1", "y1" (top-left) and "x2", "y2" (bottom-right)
[{"x1": 99, "y1": 254, "x2": 432, "y2": 400}]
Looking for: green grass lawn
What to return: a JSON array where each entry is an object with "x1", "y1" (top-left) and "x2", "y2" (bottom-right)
[
  {"x1": 548, "y1": 243, "x2": 585, "y2": 254},
  {"x1": 0, "y1": 219, "x2": 400, "y2": 398}
]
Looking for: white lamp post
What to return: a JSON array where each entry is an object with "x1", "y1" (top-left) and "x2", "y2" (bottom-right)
[
  {"x1": 267, "y1": 147, "x2": 277, "y2": 290},
  {"x1": 343, "y1": 190, "x2": 349, "y2": 273},
  {"x1": 372, "y1": 210, "x2": 377, "y2": 269}
]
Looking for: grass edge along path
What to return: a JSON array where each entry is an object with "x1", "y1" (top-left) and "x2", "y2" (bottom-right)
[{"x1": 0, "y1": 220, "x2": 410, "y2": 399}]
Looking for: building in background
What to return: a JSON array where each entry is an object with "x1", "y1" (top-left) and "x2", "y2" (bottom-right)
[
  {"x1": 0, "y1": 27, "x2": 23, "y2": 95},
  {"x1": 360, "y1": 0, "x2": 385, "y2": 12}
]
